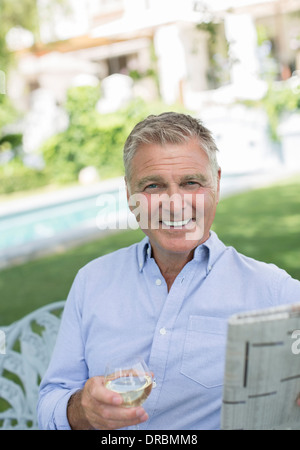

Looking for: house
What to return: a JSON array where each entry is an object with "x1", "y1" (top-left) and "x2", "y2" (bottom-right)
[{"x1": 7, "y1": 0, "x2": 300, "y2": 111}]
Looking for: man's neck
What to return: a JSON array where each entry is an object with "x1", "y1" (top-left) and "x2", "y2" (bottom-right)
[{"x1": 151, "y1": 248, "x2": 194, "y2": 291}]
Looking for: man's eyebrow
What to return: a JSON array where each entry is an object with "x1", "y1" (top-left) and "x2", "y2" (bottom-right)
[
  {"x1": 136, "y1": 175, "x2": 165, "y2": 190},
  {"x1": 135, "y1": 173, "x2": 208, "y2": 190},
  {"x1": 180, "y1": 173, "x2": 208, "y2": 184}
]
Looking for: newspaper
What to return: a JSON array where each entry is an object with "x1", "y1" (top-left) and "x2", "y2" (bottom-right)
[{"x1": 221, "y1": 302, "x2": 300, "y2": 430}]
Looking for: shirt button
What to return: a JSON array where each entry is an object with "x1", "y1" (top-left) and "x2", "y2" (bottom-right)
[
  {"x1": 208, "y1": 265, "x2": 212, "y2": 272},
  {"x1": 152, "y1": 380, "x2": 157, "y2": 388},
  {"x1": 160, "y1": 327, "x2": 167, "y2": 335},
  {"x1": 155, "y1": 278, "x2": 162, "y2": 286}
]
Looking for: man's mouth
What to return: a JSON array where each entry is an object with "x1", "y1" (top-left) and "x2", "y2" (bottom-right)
[{"x1": 161, "y1": 218, "x2": 194, "y2": 228}]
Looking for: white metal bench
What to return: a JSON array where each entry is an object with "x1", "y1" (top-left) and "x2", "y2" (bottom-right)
[{"x1": 0, "y1": 300, "x2": 65, "y2": 429}]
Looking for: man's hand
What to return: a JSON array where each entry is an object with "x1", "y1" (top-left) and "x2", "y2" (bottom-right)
[{"x1": 67, "y1": 376, "x2": 149, "y2": 430}]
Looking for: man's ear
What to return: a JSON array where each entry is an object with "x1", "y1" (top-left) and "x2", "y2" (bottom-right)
[
  {"x1": 125, "y1": 176, "x2": 130, "y2": 197},
  {"x1": 216, "y1": 167, "x2": 221, "y2": 205},
  {"x1": 125, "y1": 176, "x2": 133, "y2": 212}
]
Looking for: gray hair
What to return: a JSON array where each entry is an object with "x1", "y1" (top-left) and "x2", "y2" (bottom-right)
[{"x1": 123, "y1": 112, "x2": 220, "y2": 184}]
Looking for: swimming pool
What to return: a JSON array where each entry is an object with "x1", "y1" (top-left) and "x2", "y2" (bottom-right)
[
  {"x1": 1, "y1": 191, "x2": 129, "y2": 250},
  {"x1": 0, "y1": 179, "x2": 131, "y2": 268}
]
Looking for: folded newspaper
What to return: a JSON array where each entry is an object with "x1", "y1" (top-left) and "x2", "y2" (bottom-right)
[{"x1": 221, "y1": 302, "x2": 300, "y2": 430}]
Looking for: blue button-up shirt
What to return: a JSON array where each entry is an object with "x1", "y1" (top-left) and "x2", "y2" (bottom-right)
[{"x1": 37, "y1": 231, "x2": 300, "y2": 430}]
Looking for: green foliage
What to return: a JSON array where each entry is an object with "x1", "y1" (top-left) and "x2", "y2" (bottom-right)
[
  {"x1": 0, "y1": 96, "x2": 35, "y2": 194},
  {"x1": 0, "y1": 157, "x2": 50, "y2": 194},
  {"x1": 256, "y1": 24, "x2": 270, "y2": 47},
  {"x1": 1, "y1": 0, "x2": 40, "y2": 37},
  {"x1": 0, "y1": 94, "x2": 19, "y2": 129},
  {"x1": 0, "y1": 133, "x2": 22, "y2": 154},
  {"x1": 240, "y1": 81, "x2": 300, "y2": 142},
  {"x1": 41, "y1": 86, "x2": 186, "y2": 184},
  {"x1": 0, "y1": 133, "x2": 22, "y2": 147},
  {"x1": 196, "y1": 21, "x2": 218, "y2": 44},
  {"x1": 0, "y1": 83, "x2": 188, "y2": 195},
  {"x1": 0, "y1": 0, "x2": 40, "y2": 69},
  {"x1": 262, "y1": 82, "x2": 300, "y2": 141},
  {"x1": 196, "y1": 21, "x2": 230, "y2": 89},
  {"x1": 0, "y1": 34, "x2": 10, "y2": 72},
  {"x1": 64, "y1": 85, "x2": 101, "y2": 121},
  {"x1": 42, "y1": 112, "x2": 126, "y2": 183},
  {"x1": 42, "y1": 85, "x2": 124, "y2": 183},
  {"x1": 0, "y1": 0, "x2": 68, "y2": 69}
]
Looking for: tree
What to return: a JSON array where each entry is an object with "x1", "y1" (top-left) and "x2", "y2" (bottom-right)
[
  {"x1": 0, "y1": 0, "x2": 38, "y2": 70},
  {"x1": 0, "y1": 0, "x2": 67, "y2": 71}
]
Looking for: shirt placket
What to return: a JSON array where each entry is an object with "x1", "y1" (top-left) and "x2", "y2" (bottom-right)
[{"x1": 143, "y1": 260, "x2": 199, "y2": 425}]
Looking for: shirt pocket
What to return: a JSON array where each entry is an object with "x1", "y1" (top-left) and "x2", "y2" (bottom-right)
[{"x1": 180, "y1": 315, "x2": 228, "y2": 388}]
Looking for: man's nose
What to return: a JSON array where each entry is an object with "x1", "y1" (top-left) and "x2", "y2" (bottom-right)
[{"x1": 162, "y1": 186, "x2": 186, "y2": 217}]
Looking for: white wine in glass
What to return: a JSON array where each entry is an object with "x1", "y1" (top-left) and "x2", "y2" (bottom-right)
[{"x1": 104, "y1": 357, "x2": 153, "y2": 408}]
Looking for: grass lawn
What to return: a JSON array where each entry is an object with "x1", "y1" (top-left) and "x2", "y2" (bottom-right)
[
  {"x1": 0, "y1": 228, "x2": 144, "y2": 325},
  {"x1": 0, "y1": 175, "x2": 299, "y2": 325},
  {"x1": 212, "y1": 175, "x2": 300, "y2": 282}
]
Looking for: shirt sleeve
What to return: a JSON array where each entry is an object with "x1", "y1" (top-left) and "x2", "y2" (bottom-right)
[
  {"x1": 37, "y1": 270, "x2": 88, "y2": 430},
  {"x1": 277, "y1": 270, "x2": 300, "y2": 306}
]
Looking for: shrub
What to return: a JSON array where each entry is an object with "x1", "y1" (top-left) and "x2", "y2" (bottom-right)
[
  {"x1": 0, "y1": 95, "x2": 18, "y2": 130},
  {"x1": 41, "y1": 90, "x2": 182, "y2": 184},
  {"x1": 41, "y1": 108, "x2": 127, "y2": 183},
  {"x1": 0, "y1": 158, "x2": 49, "y2": 194},
  {"x1": 0, "y1": 83, "x2": 189, "y2": 194},
  {"x1": 243, "y1": 80, "x2": 300, "y2": 142},
  {"x1": 0, "y1": 133, "x2": 23, "y2": 155},
  {"x1": 64, "y1": 85, "x2": 101, "y2": 122},
  {"x1": 262, "y1": 82, "x2": 300, "y2": 141}
]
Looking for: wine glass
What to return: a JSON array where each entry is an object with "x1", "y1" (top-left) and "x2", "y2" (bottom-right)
[{"x1": 104, "y1": 356, "x2": 153, "y2": 409}]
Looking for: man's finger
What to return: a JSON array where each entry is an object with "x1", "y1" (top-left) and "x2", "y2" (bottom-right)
[{"x1": 86, "y1": 376, "x2": 123, "y2": 406}]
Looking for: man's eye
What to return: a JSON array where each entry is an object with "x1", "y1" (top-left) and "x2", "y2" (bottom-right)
[
  {"x1": 184, "y1": 181, "x2": 200, "y2": 187},
  {"x1": 145, "y1": 184, "x2": 158, "y2": 189}
]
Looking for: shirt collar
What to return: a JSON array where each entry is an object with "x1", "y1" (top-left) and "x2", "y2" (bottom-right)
[
  {"x1": 137, "y1": 230, "x2": 227, "y2": 273},
  {"x1": 137, "y1": 236, "x2": 151, "y2": 272},
  {"x1": 197, "y1": 230, "x2": 227, "y2": 275}
]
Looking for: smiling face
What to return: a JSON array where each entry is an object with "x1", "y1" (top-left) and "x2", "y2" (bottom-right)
[{"x1": 126, "y1": 137, "x2": 221, "y2": 263}]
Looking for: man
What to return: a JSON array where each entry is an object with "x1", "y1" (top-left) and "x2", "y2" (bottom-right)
[{"x1": 38, "y1": 112, "x2": 300, "y2": 430}]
